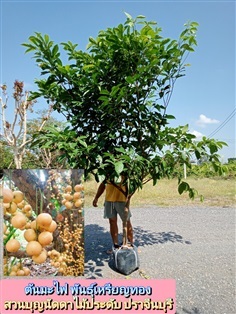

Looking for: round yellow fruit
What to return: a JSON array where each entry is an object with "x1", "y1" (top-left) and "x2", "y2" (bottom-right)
[
  {"x1": 3, "y1": 203, "x2": 10, "y2": 210},
  {"x1": 74, "y1": 199, "x2": 83, "y2": 208},
  {"x1": 38, "y1": 231, "x2": 53, "y2": 246},
  {"x1": 30, "y1": 220, "x2": 37, "y2": 230},
  {"x1": 6, "y1": 239, "x2": 21, "y2": 252},
  {"x1": 24, "y1": 229, "x2": 37, "y2": 242},
  {"x1": 73, "y1": 192, "x2": 81, "y2": 200},
  {"x1": 25, "y1": 210, "x2": 32, "y2": 218},
  {"x1": 11, "y1": 264, "x2": 20, "y2": 272},
  {"x1": 11, "y1": 213, "x2": 27, "y2": 229},
  {"x1": 64, "y1": 193, "x2": 73, "y2": 201},
  {"x1": 36, "y1": 213, "x2": 52, "y2": 229},
  {"x1": 17, "y1": 269, "x2": 25, "y2": 276},
  {"x1": 26, "y1": 241, "x2": 42, "y2": 256},
  {"x1": 8, "y1": 202, "x2": 18, "y2": 214},
  {"x1": 65, "y1": 185, "x2": 72, "y2": 193},
  {"x1": 17, "y1": 200, "x2": 26, "y2": 209},
  {"x1": 2, "y1": 188, "x2": 14, "y2": 203},
  {"x1": 74, "y1": 184, "x2": 83, "y2": 192},
  {"x1": 32, "y1": 249, "x2": 47, "y2": 264},
  {"x1": 13, "y1": 190, "x2": 24, "y2": 204},
  {"x1": 46, "y1": 220, "x2": 57, "y2": 233},
  {"x1": 23, "y1": 267, "x2": 30, "y2": 276},
  {"x1": 65, "y1": 201, "x2": 73, "y2": 210},
  {"x1": 25, "y1": 222, "x2": 31, "y2": 229},
  {"x1": 23, "y1": 204, "x2": 32, "y2": 212}
]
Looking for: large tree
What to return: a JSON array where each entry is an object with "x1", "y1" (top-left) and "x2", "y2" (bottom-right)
[{"x1": 23, "y1": 14, "x2": 226, "y2": 243}]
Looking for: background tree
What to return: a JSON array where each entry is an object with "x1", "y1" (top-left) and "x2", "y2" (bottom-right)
[
  {"x1": 26, "y1": 111, "x2": 68, "y2": 168},
  {"x1": 23, "y1": 14, "x2": 226, "y2": 243},
  {"x1": 0, "y1": 85, "x2": 67, "y2": 169},
  {"x1": 0, "y1": 141, "x2": 15, "y2": 169},
  {"x1": 0, "y1": 81, "x2": 53, "y2": 169}
]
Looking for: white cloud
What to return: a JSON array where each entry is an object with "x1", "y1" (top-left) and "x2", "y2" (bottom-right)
[
  {"x1": 196, "y1": 114, "x2": 219, "y2": 127},
  {"x1": 191, "y1": 130, "x2": 204, "y2": 139}
]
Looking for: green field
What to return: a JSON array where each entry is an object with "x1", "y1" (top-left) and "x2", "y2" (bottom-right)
[{"x1": 84, "y1": 178, "x2": 235, "y2": 208}]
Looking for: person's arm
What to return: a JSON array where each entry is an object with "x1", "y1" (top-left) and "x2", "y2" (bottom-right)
[{"x1": 92, "y1": 182, "x2": 106, "y2": 207}]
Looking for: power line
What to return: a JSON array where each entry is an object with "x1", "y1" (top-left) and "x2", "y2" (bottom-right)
[{"x1": 208, "y1": 108, "x2": 236, "y2": 138}]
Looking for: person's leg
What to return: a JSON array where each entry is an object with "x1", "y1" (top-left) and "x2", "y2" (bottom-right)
[
  {"x1": 109, "y1": 217, "x2": 119, "y2": 247},
  {"x1": 104, "y1": 201, "x2": 119, "y2": 247},
  {"x1": 115, "y1": 202, "x2": 133, "y2": 245},
  {"x1": 127, "y1": 220, "x2": 133, "y2": 244}
]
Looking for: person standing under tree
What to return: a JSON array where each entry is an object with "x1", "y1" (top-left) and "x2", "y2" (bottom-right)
[{"x1": 92, "y1": 179, "x2": 133, "y2": 251}]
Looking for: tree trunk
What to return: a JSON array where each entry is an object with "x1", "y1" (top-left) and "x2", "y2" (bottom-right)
[{"x1": 13, "y1": 148, "x2": 22, "y2": 169}]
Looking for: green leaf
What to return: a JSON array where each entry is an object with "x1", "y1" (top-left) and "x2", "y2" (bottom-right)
[
  {"x1": 115, "y1": 161, "x2": 124, "y2": 175},
  {"x1": 191, "y1": 22, "x2": 199, "y2": 27},
  {"x1": 124, "y1": 12, "x2": 133, "y2": 20},
  {"x1": 195, "y1": 149, "x2": 201, "y2": 160},
  {"x1": 188, "y1": 188, "x2": 197, "y2": 199},
  {"x1": 182, "y1": 125, "x2": 189, "y2": 133},
  {"x1": 98, "y1": 95, "x2": 109, "y2": 102},
  {"x1": 52, "y1": 44, "x2": 59, "y2": 56},
  {"x1": 181, "y1": 43, "x2": 195, "y2": 52},
  {"x1": 89, "y1": 37, "x2": 97, "y2": 45},
  {"x1": 100, "y1": 89, "x2": 110, "y2": 95},
  {"x1": 180, "y1": 29, "x2": 188, "y2": 38},
  {"x1": 137, "y1": 15, "x2": 146, "y2": 19},
  {"x1": 148, "y1": 21, "x2": 157, "y2": 25},
  {"x1": 22, "y1": 43, "x2": 36, "y2": 53},
  {"x1": 165, "y1": 114, "x2": 175, "y2": 120},
  {"x1": 28, "y1": 35, "x2": 40, "y2": 45},
  {"x1": 44, "y1": 34, "x2": 50, "y2": 43},
  {"x1": 178, "y1": 181, "x2": 189, "y2": 195},
  {"x1": 209, "y1": 143, "x2": 218, "y2": 154},
  {"x1": 125, "y1": 76, "x2": 135, "y2": 84},
  {"x1": 83, "y1": 64, "x2": 95, "y2": 70}
]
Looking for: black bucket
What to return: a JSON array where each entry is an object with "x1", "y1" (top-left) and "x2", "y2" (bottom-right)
[{"x1": 112, "y1": 244, "x2": 139, "y2": 275}]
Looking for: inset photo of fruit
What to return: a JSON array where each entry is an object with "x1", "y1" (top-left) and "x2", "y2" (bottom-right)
[{"x1": 1, "y1": 169, "x2": 84, "y2": 277}]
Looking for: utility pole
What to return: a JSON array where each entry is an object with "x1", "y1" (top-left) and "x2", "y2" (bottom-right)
[{"x1": 184, "y1": 163, "x2": 187, "y2": 179}]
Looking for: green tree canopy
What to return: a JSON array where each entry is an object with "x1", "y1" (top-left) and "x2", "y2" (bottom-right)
[
  {"x1": 23, "y1": 13, "x2": 227, "y2": 200},
  {"x1": 0, "y1": 141, "x2": 15, "y2": 169}
]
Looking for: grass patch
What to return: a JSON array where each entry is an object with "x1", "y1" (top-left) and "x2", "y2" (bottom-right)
[{"x1": 84, "y1": 178, "x2": 235, "y2": 208}]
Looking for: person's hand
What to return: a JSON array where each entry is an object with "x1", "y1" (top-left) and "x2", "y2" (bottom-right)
[{"x1": 93, "y1": 198, "x2": 98, "y2": 207}]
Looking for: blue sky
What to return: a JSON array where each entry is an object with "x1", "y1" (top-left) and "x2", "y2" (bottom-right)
[{"x1": 0, "y1": 0, "x2": 235, "y2": 162}]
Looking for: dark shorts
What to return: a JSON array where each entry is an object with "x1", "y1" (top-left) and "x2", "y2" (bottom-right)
[{"x1": 104, "y1": 201, "x2": 132, "y2": 220}]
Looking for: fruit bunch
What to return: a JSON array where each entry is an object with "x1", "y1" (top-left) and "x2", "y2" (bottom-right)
[
  {"x1": 3, "y1": 258, "x2": 30, "y2": 276},
  {"x1": 2, "y1": 186, "x2": 58, "y2": 276},
  {"x1": 49, "y1": 217, "x2": 84, "y2": 276},
  {"x1": 47, "y1": 182, "x2": 84, "y2": 276},
  {"x1": 48, "y1": 249, "x2": 67, "y2": 273},
  {"x1": 2, "y1": 187, "x2": 32, "y2": 275},
  {"x1": 3, "y1": 187, "x2": 30, "y2": 257},
  {"x1": 2, "y1": 174, "x2": 84, "y2": 277},
  {"x1": 2, "y1": 187, "x2": 33, "y2": 218},
  {"x1": 24, "y1": 213, "x2": 57, "y2": 264},
  {"x1": 61, "y1": 184, "x2": 84, "y2": 211}
]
